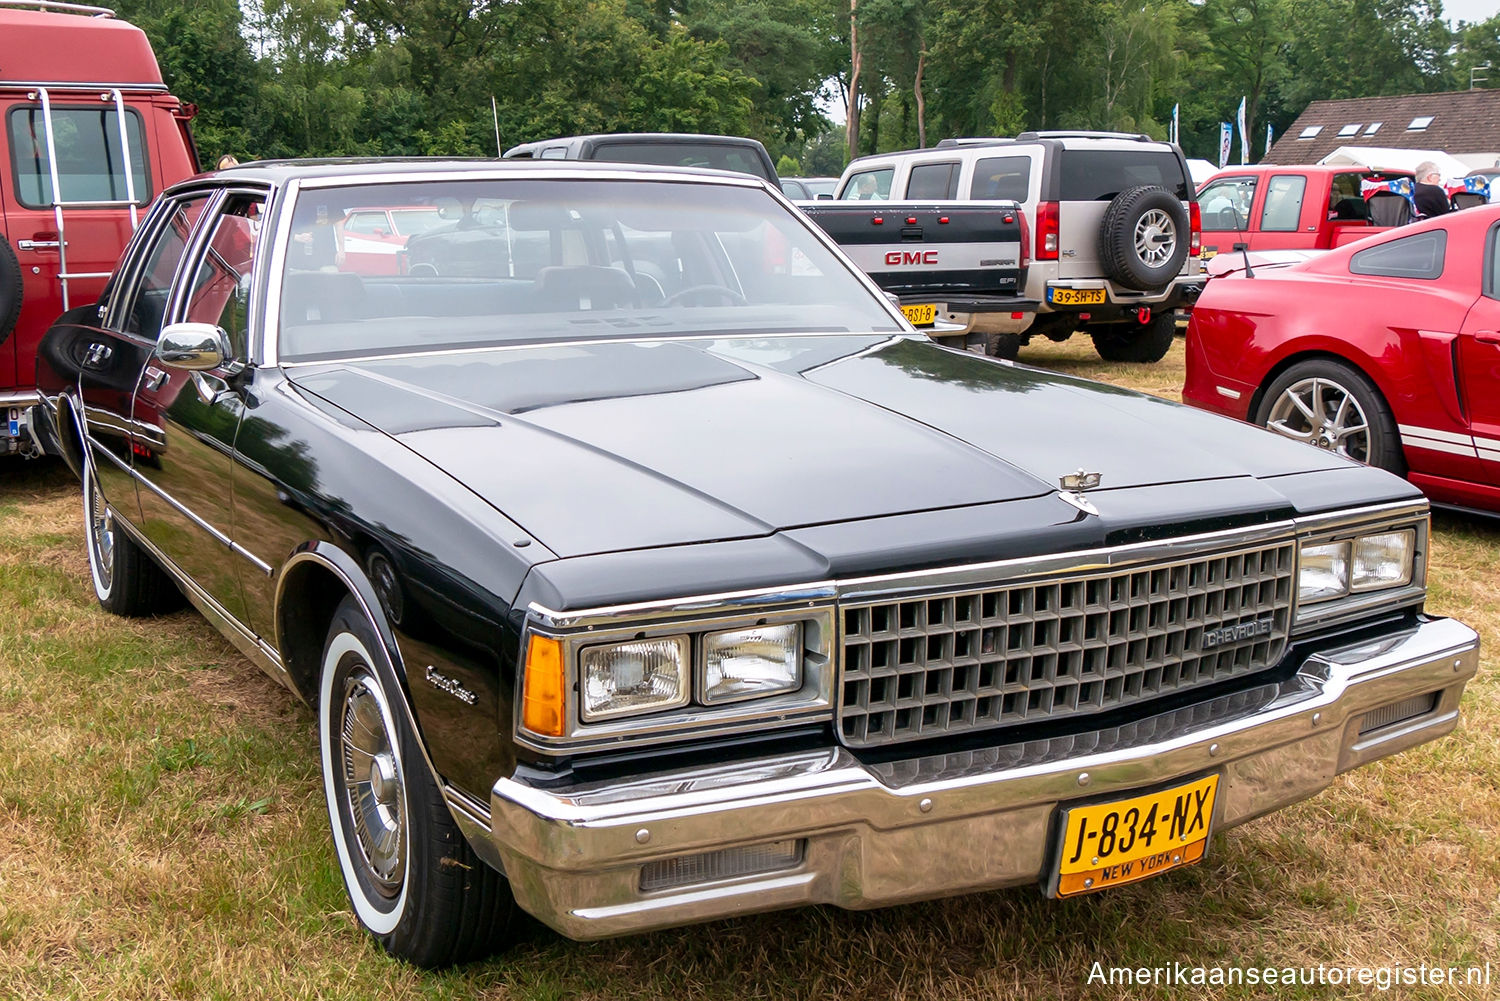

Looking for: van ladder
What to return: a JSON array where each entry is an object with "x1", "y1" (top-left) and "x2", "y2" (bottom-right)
[{"x1": 33, "y1": 85, "x2": 141, "y2": 311}]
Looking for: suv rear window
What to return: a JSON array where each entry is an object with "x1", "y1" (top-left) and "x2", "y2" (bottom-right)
[
  {"x1": 1058, "y1": 150, "x2": 1188, "y2": 201},
  {"x1": 969, "y1": 156, "x2": 1031, "y2": 200},
  {"x1": 589, "y1": 142, "x2": 773, "y2": 182},
  {"x1": 7, "y1": 106, "x2": 151, "y2": 208}
]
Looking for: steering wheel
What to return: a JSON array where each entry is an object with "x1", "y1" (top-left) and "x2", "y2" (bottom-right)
[{"x1": 661, "y1": 284, "x2": 748, "y2": 306}]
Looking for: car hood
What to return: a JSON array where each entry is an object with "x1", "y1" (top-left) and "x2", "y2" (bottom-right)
[{"x1": 287, "y1": 333, "x2": 1348, "y2": 558}]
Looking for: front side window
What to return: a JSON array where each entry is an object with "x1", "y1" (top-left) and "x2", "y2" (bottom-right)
[
  {"x1": 119, "y1": 193, "x2": 211, "y2": 339},
  {"x1": 277, "y1": 178, "x2": 902, "y2": 362},
  {"x1": 6, "y1": 105, "x2": 151, "y2": 208},
  {"x1": 840, "y1": 168, "x2": 893, "y2": 200},
  {"x1": 1198, "y1": 177, "x2": 1256, "y2": 231},
  {"x1": 1349, "y1": 230, "x2": 1446, "y2": 280},
  {"x1": 1259, "y1": 175, "x2": 1307, "y2": 232},
  {"x1": 184, "y1": 195, "x2": 265, "y2": 359}
]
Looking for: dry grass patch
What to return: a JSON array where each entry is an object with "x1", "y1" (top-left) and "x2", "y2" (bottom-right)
[{"x1": 0, "y1": 337, "x2": 1496, "y2": 999}]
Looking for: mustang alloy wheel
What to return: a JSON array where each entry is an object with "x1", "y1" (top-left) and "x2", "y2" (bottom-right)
[
  {"x1": 319, "y1": 596, "x2": 517, "y2": 967},
  {"x1": 81, "y1": 448, "x2": 181, "y2": 617},
  {"x1": 1255, "y1": 359, "x2": 1404, "y2": 474}
]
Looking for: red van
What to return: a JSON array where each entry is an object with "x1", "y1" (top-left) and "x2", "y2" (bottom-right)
[{"x1": 0, "y1": 2, "x2": 199, "y2": 455}]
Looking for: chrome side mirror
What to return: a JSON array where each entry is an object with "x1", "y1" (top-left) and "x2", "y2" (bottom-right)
[{"x1": 156, "y1": 322, "x2": 232, "y2": 371}]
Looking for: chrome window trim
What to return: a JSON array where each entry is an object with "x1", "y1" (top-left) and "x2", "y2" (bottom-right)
[{"x1": 260, "y1": 166, "x2": 909, "y2": 368}]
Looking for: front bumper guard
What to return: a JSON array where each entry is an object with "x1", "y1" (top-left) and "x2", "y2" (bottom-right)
[{"x1": 480, "y1": 616, "x2": 1478, "y2": 939}]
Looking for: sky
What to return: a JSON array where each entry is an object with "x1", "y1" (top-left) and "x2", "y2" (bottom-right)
[{"x1": 1446, "y1": 0, "x2": 1500, "y2": 24}]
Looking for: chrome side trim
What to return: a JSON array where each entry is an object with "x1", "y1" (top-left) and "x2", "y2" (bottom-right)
[
  {"x1": 0, "y1": 390, "x2": 40, "y2": 407},
  {"x1": 112, "y1": 513, "x2": 293, "y2": 692},
  {"x1": 86, "y1": 432, "x2": 274, "y2": 577}
]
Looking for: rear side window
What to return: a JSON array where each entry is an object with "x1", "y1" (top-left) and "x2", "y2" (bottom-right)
[
  {"x1": 590, "y1": 141, "x2": 773, "y2": 181},
  {"x1": 1259, "y1": 175, "x2": 1306, "y2": 232},
  {"x1": 969, "y1": 156, "x2": 1031, "y2": 200},
  {"x1": 7, "y1": 105, "x2": 151, "y2": 208},
  {"x1": 1058, "y1": 150, "x2": 1189, "y2": 201},
  {"x1": 1350, "y1": 230, "x2": 1446, "y2": 280},
  {"x1": 907, "y1": 162, "x2": 960, "y2": 199}
]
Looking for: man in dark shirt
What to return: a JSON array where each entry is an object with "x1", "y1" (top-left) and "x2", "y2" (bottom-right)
[{"x1": 1412, "y1": 161, "x2": 1450, "y2": 218}]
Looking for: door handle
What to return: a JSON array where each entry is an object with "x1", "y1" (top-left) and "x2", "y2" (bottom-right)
[
  {"x1": 16, "y1": 239, "x2": 63, "y2": 251},
  {"x1": 1476, "y1": 331, "x2": 1500, "y2": 345},
  {"x1": 81, "y1": 341, "x2": 113, "y2": 370},
  {"x1": 143, "y1": 365, "x2": 169, "y2": 392}
]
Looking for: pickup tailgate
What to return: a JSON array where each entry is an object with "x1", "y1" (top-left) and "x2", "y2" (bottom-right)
[{"x1": 801, "y1": 202, "x2": 1027, "y2": 302}]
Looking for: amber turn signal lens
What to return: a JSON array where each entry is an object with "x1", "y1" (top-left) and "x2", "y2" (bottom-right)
[{"x1": 522, "y1": 634, "x2": 565, "y2": 737}]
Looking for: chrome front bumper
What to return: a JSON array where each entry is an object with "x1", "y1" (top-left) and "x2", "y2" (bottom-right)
[{"x1": 481, "y1": 617, "x2": 1478, "y2": 940}]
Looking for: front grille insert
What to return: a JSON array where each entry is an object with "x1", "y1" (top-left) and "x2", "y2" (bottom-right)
[{"x1": 839, "y1": 541, "x2": 1296, "y2": 748}]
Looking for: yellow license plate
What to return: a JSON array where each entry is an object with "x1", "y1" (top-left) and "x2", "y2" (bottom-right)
[
  {"x1": 1053, "y1": 774, "x2": 1218, "y2": 897},
  {"x1": 1049, "y1": 287, "x2": 1107, "y2": 306},
  {"x1": 900, "y1": 301, "x2": 936, "y2": 325},
  {"x1": 900, "y1": 303, "x2": 937, "y2": 326}
]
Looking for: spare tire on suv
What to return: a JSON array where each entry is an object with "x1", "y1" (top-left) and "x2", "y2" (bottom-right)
[{"x1": 1099, "y1": 185, "x2": 1189, "y2": 291}]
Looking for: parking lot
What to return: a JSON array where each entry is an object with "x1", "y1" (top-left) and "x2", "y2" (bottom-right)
[{"x1": 1, "y1": 336, "x2": 1495, "y2": 1000}]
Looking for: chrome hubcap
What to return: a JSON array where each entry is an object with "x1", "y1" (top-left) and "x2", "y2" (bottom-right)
[
  {"x1": 1266, "y1": 377, "x2": 1370, "y2": 462},
  {"x1": 89, "y1": 475, "x2": 114, "y2": 591},
  {"x1": 1134, "y1": 209, "x2": 1177, "y2": 267},
  {"x1": 339, "y1": 671, "x2": 405, "y2": 894}
]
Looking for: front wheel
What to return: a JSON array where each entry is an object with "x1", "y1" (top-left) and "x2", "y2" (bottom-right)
[
  {"x1": 320, "y1": 596, "x2": 518, "y2": 967},
  {"x1": 1254, "y1": 359, "x2": 1404, "y2": 473}
]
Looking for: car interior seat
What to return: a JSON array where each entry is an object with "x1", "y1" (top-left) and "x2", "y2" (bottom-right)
[
  {"x1": 1366, "y1": 192, "x2": 1413, "y2": 227},
  {"x1": 532, "y1": 265, "x2": 639, "y2": 311}
]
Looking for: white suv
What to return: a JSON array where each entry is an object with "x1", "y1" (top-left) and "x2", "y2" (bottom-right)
[{"x1": 835, "y1": 132, "x2": 1203, "y2": 362}]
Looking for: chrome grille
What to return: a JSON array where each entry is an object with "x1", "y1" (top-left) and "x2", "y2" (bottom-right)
[{"x1": 839, "y1": 541, "x2": 1296, "y2": 748}]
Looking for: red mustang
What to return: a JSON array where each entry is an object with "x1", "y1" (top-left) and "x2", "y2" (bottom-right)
[{"x1": 1184, "y1": 205, "x2": 1500, "y2": 515}]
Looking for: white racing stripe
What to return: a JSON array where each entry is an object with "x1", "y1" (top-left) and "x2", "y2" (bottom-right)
[{"x1": 1398, "y1": 423, "x2": 1479, "y2": 458}]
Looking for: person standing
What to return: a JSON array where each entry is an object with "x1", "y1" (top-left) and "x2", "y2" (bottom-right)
[{"x1": 1412, "y1": 162, "x2": 1451, "y2": 218}]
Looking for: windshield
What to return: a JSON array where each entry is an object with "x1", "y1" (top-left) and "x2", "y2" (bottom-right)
[{"x1": 277, "y1": 178, "x2": 900, "y2": 362}]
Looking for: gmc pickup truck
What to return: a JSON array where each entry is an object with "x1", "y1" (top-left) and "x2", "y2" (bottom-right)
[
  {"x1": 800, "y1": 201, "x2": 1032, "y2": 355},
  {"x1": 1196, "y1": 165, "x2": 1414, "y2": 257}
]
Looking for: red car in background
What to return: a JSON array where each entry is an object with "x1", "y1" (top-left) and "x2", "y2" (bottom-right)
[{"x1": 1184, "y1": 205, "x2": 1500, "y2": 515}]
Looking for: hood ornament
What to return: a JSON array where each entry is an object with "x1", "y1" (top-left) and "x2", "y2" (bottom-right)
[
  {"x1": 1059, "y1": 469, "x2": 1102, "y2": 492},
  {"x1": 1058, "y1": 468, "x2": 1102, "y2": 517}
]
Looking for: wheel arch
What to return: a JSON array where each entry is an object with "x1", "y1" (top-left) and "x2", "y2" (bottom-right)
[{"x1": 1247, "y1": 348, "x2": 1395, "y2": 427}]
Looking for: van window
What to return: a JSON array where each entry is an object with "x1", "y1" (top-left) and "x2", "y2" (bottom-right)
[
  {"x1": 1058, "y1": 150, "x2": 1188, "y2": 201},
  {"x1": 841, "y1": 168, "x2": 893, "y2": 200},
  {"x1": 907, "y1": 162, "x2": 960, "y2": 199},
  {"x1": 969, "y1": 157, "x2": 1031, "y2": 201},
  {"x1": 7, "y1": 106, "x2": 151, "y2": 208}
]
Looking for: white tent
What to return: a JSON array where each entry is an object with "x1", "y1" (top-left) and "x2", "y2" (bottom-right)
[
  {"x1": 1186, "y1": 158, "x2": 1218, "y2": 186},
  {"x1": 1317, "y1": 146, "x2": 1472, "y2": 184}
]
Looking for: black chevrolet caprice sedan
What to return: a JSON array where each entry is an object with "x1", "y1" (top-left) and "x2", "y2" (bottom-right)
[{"x1": 30, "y1": 159, "x2": 1479, "y2": 967}]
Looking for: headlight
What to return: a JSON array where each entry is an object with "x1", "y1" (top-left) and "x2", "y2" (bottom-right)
[
  {"x1": 1299, "y1": 529, "x2": 1415, "y2": 603},
  {"x1": 702, "y1": 624, "x2": 802, "y2": 704},
  {"x1": 1352, "y1": 530, "x2": 1414, "y2": 591},
  {"x1": 580, "y1": 636, "x2": 690, "y2": 720},
  {"x1": 1298, "y1": 541, "x2": 1350, "y2": 602}
]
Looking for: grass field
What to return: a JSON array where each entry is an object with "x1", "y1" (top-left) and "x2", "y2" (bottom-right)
[{"x1": 0, "y1": 337, "x2": 1496, "y2": 1000}]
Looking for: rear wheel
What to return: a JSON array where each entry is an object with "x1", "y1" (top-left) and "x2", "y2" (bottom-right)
[
  {"x1": 320, "y1": 596, "x2": 519, "y2": 967},
  {"x1": 1254, "y1": 359, "x2": 1404, "y2": 473},
  {"x1": 1089, "y1": 313, "x2": 1176, "y2": 363},
  {"x1": 986, "y1": 333, "x2": 1025, "y2": 360},
  {"x1": 82, "y1": 453, "x2": 181, "y2": 616}
]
